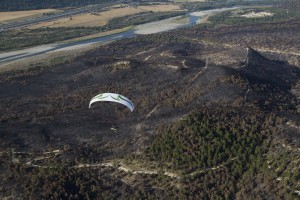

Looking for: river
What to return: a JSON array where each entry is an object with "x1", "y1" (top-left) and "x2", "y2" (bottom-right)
[{"x1": 0, "y1": 7, "x2": 241, "y2": 65}]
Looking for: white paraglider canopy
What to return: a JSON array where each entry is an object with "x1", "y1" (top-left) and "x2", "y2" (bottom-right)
[{"x1": 89, "y1": 93, "x2": 134, "y2": 112}]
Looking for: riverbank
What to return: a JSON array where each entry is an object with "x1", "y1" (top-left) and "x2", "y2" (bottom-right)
[
  {"x1": 0, "y1": 27, "x2": 133, "y2": 69},
  {"x1": 0, "y1": 6, "x2": 256, "y2": 70}
]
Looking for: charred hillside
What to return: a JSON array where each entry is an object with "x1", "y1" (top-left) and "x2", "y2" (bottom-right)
[
  {"x1": 243, "y1": 47, "x2": 299, "y2": 89},
  {"x1": 1, "y1": 22, "x2": 300, "y2": 199},
  {"x1": 238, "y1": 47, "x2": 299, "y2": 111}
]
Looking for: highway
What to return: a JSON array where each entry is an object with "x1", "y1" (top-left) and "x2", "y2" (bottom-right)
[{"x1": 0, "y1": 2, "x2": 119, "y2": 32}]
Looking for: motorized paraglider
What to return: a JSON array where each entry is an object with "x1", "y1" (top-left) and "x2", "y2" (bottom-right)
[{"x1": 89, "y1": 93, "x2": 134, "y2": 112}]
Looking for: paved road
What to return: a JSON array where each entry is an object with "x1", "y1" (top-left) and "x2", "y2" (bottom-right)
[{"x1": 0, "y1": 2, "x2": 119, "y2": 32}]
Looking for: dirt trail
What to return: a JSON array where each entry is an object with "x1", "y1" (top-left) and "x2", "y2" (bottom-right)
[{"x1": 72, "y1": 158, "x2": 239, "y2": 179}]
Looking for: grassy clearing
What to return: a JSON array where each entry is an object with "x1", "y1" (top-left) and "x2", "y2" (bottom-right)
[
  {"x1": 0, "y1": 9, "x2": 58, "y2": 23},
  {"x1": 28, "y1": 4, "x2": 182, "y2": 29}
]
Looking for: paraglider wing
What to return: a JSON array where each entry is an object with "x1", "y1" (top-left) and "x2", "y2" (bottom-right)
[{"x1": 89, "y1": 93, "x2": 134, "y2": 112}]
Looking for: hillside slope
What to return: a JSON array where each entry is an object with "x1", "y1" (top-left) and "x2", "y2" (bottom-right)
[{"x1": 0, "y1": 20, "x2": 299, "y2": 199}]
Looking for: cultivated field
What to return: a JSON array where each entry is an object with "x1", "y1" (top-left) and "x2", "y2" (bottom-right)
[
  {"x1": 28, "y1": 4, "x2": 182, "y2": 29},
  {"x1": 0, "y1": 9, "x2": 58, "y2": 23}
]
